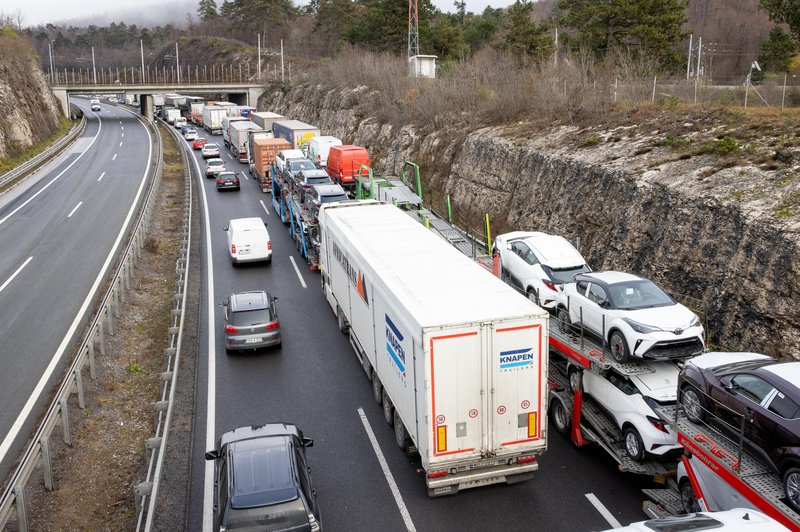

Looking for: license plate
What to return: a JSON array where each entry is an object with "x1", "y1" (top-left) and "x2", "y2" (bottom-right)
[
  {"x1": 246, "y1": 338, "x2": 262, "y2": 343},
  {"x1": 239, "y1": 249, "x2": 251, "y2": 255}
]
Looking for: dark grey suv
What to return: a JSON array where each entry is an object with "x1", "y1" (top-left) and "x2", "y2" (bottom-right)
[
  {"x1": 224, "y1": 291, "x2": 281, "y2": 352},
  {"x1": 205, "y1": 423, "x2": 321, "y2": 532}
]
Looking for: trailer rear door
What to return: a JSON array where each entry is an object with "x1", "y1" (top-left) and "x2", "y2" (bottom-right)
[{"x1": 489, "y1": 320, "x2": 546, "y2": 452}]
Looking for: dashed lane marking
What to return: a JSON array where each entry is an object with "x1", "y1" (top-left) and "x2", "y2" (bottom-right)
[
  {"x1": 0, "y1": 257, "x2": 33, "y2": 294},
  {"x1": 67, "y1": 201, "x2": 83, "y2": 218}
]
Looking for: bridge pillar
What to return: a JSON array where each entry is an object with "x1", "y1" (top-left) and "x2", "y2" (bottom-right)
[
  {"x1": 140, "y1": 94, "x2": 154, "y2": 122},
  {"x1": 247, "y1": 87, "x2": 267, "y2": 109},
  {"x1": 52, "y1": 88, "x2": 70, "y2": 117}
]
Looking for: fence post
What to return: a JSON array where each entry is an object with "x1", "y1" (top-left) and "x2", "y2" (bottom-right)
[
  {"x1": 652, "y1": 75, "x2": 657, "y2": 102},
  {"x1": 614, "y1": 78, "x2": 618, "y2": 102},
  {"x1": 782, "y1": 73, "x2": 788, "y2": 111}
]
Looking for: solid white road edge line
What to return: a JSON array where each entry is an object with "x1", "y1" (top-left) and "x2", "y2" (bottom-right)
[
  {"x1": 358, "y1": 408, "x2": 416, "y2": 532},
  {"x1": 67, "y1": 201, "x2": 83, "y2": 218},
  {"x1": 0, "y1": 108, "x2": 102, "y2": 227},
  {"x1": 259, "y1": 200, "x2": 269, "y2": 215},
  {"x1": 0, "y1": 111, "x2": 152, "y2": 462},
  {"x1": 585, "y1": 493, "x2": 622, "y2": 529},
  {"x1": 242, "y1": 171, "x2": 248, "y2": 181},
  {"x1": 0, "y1": 256, "x2": 33, "y2": 294},
  {"x1": 289, "y1": 256, "x2": 307, "y2": 289},
  {"x1": 191, "y1": 138, "x2": 218, "y2": 532},
  {"x1": 98, "y1": 172, "x2": 106, "y2": 182},
  {"x1": 113, "y1": 153, "x2": 118, "y2": 160},
  {"x1": 119, "y1": 141, "x2": 123, "y2": 147}
]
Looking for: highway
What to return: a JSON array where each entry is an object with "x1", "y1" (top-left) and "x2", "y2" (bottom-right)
[
  {"x1": 179, "y1": 126, "x2": 659, "y2": 531},
  {"x1": 0, "y1": 100, "x2": 153, "y2": 478}
]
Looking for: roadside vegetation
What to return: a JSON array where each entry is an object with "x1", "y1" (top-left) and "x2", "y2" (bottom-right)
[{"x1": 0, "y1": 116, "x2": 71, "y2": 177}]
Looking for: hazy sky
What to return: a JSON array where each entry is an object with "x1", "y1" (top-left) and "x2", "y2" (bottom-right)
[{"x1": 5, "y1": 0, "x2": 511, "y2": 27}]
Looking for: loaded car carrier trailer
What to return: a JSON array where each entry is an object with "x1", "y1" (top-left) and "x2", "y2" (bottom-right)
[
  {"x1": 319, "y1": 201, "x2": 549, "y2": 497},
  {"x1": 271, "y1": 163, "x2": 321, "y2": 270}
]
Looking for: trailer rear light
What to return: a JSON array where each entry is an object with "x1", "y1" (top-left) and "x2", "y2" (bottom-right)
[
  {"x1": 516, "y1": 456, "x2": 537, "y2": 464},
  {"x1": 267, "y1": 241, "x2": 272, "y2": 250},
  {"x1": 647, "y1": 415, "x2": 670, "y2": 434},
  {"x1": 267, "y1": 320, "x2": 279, "y2": 330},
  {"x1": 231, "y1": 244, "x2": 236, "y2": 254},
  {"x1": 225, "y1": 326, "x2": 238, "y2": 334},
  {"x1": 427, "y1": 471, "x2": 448, "y2": 478}
]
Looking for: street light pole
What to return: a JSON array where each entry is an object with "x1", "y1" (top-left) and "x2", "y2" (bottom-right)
[
  {"x1": 257, "y1": 34, "x2": 261, "y2": 80},
  {"x1": 175, "y1": 42, "x2": 180, "y2": 83},
  {"x1": 48, "y1": 41, "x2": 53, "y2": 82},
  {"x1": 92, "y1": 46, "x2": 97, "y2": 84},
  {"x1": 140, "y1": 39, "x2": 145, "y2": 82}
]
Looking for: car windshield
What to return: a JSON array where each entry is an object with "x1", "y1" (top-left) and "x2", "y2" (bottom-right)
[
  {"x1": 320, "y1": 193, "x2": 348, "y2": 204},
  {"x1": 290, "y1": 160, "x2": 315, "y2": 172},
  {"x1": 607, "y1": 280, "x2": 674, "y2": 310},
  {"x1": 307, "y1": 176, "x2": 331, "y2": 185},
  {"x1": 230, "y1": 309, "x2": 271, "y2": 326},
  {"x1": 544, "y1": 264, "x2": 591, "y2": 284},
  {"x1": 219, "y1": 173, "x2": 236, "y2": 180},
  {"x1": 205, "y1": 144, "x2": 218, "y2": 149}
]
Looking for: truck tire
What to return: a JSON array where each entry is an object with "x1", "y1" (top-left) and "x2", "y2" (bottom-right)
[
  {"x1": 382, "y1": 389, "x2": 394, "y2": 425},
  {"x1": 549, "y1": 399, "x2": 570, "y2": 436},
  {"x1": 372, "y1": 375, "x2": 383, "y2": 405},
  {"x1": 336, "y1": 306, "x2": 348, "y2": 333},
  {"x1": 394, "y1": 409, "x2": 412, "y2": 451}
]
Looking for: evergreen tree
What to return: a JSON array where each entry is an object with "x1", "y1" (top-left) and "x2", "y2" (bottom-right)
[
  {"x1": 198, "y1": 0, "x2": 220, "y2": 21},
  {"x1": 760, "y1": 0, "x2": 800, "y2": 44},
  {"x1": 463, "y1": 7, "x2": 501, "y2": 53},
  {"x1": 758, "y1": 26, "x2": 797, "y2": 72},
  {"x1": 497, "y1": 0, "x2": 552, "y2": 62},
  {"x1": 557, "y1": 0, "x2": 688, "y2": 68}
]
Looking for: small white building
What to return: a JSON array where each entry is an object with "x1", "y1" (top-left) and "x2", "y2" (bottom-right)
[{"x1": 409, "y1": 55, "x2": 437, "y2": 78}]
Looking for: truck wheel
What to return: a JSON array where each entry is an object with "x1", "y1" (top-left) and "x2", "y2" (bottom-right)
[
  {"x1": 624, "y1": 426, "x2": 645, "y2": 462},
  {"x1": 549, "y1": 399, "x2": 570, "y2": 436},
  {"x1": 372, "y1": 375, "x2": 383, "y2": 405},
  {"x1": 394, "y1": 409, "x2": 412, "y2": 451},
  {"x1": 382, "y1": 389, "x2": 394, "y2": 425},
  {"x1": 679, "y1": 479, "x2": 700, "y2": 513},
  {"x1": 336, "y1": 306, "x2": 348, "y2": 333}
]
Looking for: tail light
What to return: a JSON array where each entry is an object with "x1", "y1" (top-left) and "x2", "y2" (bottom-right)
[
  {"x1": 231, "y1": 244, "x2": 236, "y2": 254},
  {"x1": 517, "y1": 455, "x2": 537, "y2": 464},
  {"x1": 267, "y1": 320, "x2": 279, "y2": 330},
  {"x1": 225, "y1": 325, "x2": 239, "y2": 334},
  {"x1": 427, "y1": 471, "x2": 448, "y2": 479},
  {"x1": 543, "y1": 280, "x2": 557, "y2": 292},
  {"x1": 647, "y1": 415, "x2": 670, "y2": 434},
  {"x1": 267, "y1": 241, "x2": 272, "y2": 250}
]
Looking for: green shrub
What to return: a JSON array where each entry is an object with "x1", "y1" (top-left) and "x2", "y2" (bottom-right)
[{"x1": 716, "y1": 135, "x2": 740, "y2": 155}]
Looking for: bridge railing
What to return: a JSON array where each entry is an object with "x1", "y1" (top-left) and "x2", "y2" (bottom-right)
[{"x1": 48, "y1": 62, "x2": 288, "y2": 86}]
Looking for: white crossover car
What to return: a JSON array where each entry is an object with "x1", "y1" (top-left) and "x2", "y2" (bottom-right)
[
  {"x1": 572, "y1": 361, "x2": 682, "y2": 461},
  {"x1": 560, "y1": 271, "x2": 704, "y2": 363},
  {"x1": 494, "y1": 231, "x2": 590, "y2": 310},
  {"x1": 606, "y1": 508, "x2": 786, "y2": 532}
]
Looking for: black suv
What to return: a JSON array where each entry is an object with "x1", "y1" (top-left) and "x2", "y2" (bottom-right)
[{"x1": 206, "y1": 423, "x2": 321, "y2": 531}]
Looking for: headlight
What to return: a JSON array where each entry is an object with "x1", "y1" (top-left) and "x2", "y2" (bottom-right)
[
  {"x1": 689, "y1": 315, "x2": 701, "y2": 328},
  {"x1": 622, "y1": 318, "x2": 661, "y2": 334}
]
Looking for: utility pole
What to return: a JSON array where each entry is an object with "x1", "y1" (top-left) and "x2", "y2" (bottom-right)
[
  {"x1": 175, "y1": 42, "x2": 180, "y2": 83},
  {"x1": 695, "y1": 37, "x2": 702, "y2": 78},
  {"x1": 48, "y1": 41, "x2": 54, "y2": 82},
  {"x1": 92, "y1": 46, "x2": 97, "y2": 84},
  {"x1": 140, "y1": 39, "x2": 145, "y2": 83},
  {"x1": 686, "y1": 34, "x2": 693, "y2": 80},
  {"x1": 280, "y1": 39, "x2": 285, "y2": 82},
  {"x1": 554, "y1": 27, "x2": 558, "y2": 66},
  {"x1": 257, "y1": 34, "x2": 261, "y2": 80}
]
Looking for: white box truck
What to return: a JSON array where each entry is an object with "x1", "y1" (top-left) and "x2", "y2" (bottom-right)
[
  {"x1": 229, "y1": 121, "x2": 260, "y2": 162},
  {"x1": 319, "y1": 201, "x2": 549, "y2": 497},
  {"x1": 250, "y1": 111, "x2": 285, "y2": 132},
  {"x1": 165, "y1": 107, "x2": 181, "y2": 124},
  {"x1": 202, "y1": 106, "x2": 227, "y2": 135},
  {"x1": 222, "y1": 116, "x2": 248, "y2": 148}
]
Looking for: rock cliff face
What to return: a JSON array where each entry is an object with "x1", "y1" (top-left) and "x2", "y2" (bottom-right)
[
  {"x1": 0, "y1": 32, "x2": 62, "y2": 160},
  {"x1": 262, "y1": 84, "x2": 800, "y2": 358}
]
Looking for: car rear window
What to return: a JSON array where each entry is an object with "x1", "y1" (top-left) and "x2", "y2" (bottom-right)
[
  {"x1": 230, "y1": 309, "x2": 272, "y2": 327},
  {"x1": 768, "y1": 391, "x2": 800, "y2": 419},
  {"x1": 226, "y1": 496, "x2": 308, "y2": 530},
  {"x1": 209, "y1": 160, "x2": 224, "y2": 167},
  {"x1": 321, "y1": 193, "x2": 348, "y2": 204},
  {"x1": 642, "y1": 514, "x2": 722, "y2": 531},
  {"x1": 307, "y1": 176, "x2": 331, "y2": 185},
  {"x1": 544, "y1": 264, "x2": 591, "y2": 284}
]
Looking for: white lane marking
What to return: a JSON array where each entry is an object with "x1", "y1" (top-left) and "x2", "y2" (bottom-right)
[
  {"x1": 121, "y1": 126, "x2": 124, "y2": 130},
  {"x1": 0, "y1": 111, "x2": 152, "y2": 463},
  {"x1": 97, "y1": 172, "x2": 106, "y2": 182},
  {"x1": 585, "y1": 493, "x2": 622, "y2": 529},
  {"x1": 119, "y1": 141, "x2": 123, "y2": 147},
  {"x1": 289, "y1": 256, "x2": 307, "y2": 289},
  {"x1": 242, "y1": 171, "x2": 249, "y2": 181},
  {"x1": 0, "y1": 109, "x2": 102, "y2": 227},
  {"x1": 259, "y1": 200, "x2": 269, "y2": 215},
  {"x1": 194, "y1": 138, "x2": 218, "y2": 532},
  {"x1": 67, "y1": 201, "x2": 83, "y2": 218},
  {"x1": 227, "y1": 153, "x2": 234, "y2": 160},
  {"x1": 0, "y1": 257, "x2": 33, "y2": 294},
  {"x1": 358, "y1": 408, "x2": 416, "y2": 531},
  {"x1": 112, "y1": 153, "x2": 117, "y2": 160},
  {"x1": 121, "y1": 133, "x2": 124, "y2": 138}
]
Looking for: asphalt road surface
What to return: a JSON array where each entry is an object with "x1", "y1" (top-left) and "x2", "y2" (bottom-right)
[
  {"x1": 180, "y1": 126, "x2": 662, "y2": 532},
  {"x1": 0, "y1": 100, "x2": 153, "y2": 478}
]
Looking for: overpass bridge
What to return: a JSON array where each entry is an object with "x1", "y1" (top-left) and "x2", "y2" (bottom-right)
[{"x1": 50, "y1": 82, "x2": 268, "y2": 120}]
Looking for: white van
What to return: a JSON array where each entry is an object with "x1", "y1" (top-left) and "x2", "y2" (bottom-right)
[
  {"x1": 90, "y1": 99, "x2": 101, "y2": 111},
  {"x1": 307, "y1": 136, "x2": 342, "y2": 167},
  {"x1": 174, "y1": 116, "x2": 187, "y2": 129},
  {"x1": 225, "y1": 217, "x2": 272, "y2": 265}
]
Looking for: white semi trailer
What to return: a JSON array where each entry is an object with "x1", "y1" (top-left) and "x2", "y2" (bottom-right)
[{"x1": 319, "y1": 201, "x2": 549, "y2": 497}]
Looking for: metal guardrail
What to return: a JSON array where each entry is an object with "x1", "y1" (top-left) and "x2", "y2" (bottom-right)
[
  {"x1": 134, "y1": 122, "x2": 193, "y2": 531},
  {"x1": 0, "y1": 116, "x2": 86, "y2": 192},
  {"x1": 0, "y1": 112, "x2": 164, "y2": 530}
]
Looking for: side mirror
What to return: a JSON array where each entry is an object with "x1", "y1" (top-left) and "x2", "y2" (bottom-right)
[
  {"x1": 600, "y1": 301, "x2": 611, "y2": 309},
  {"x1": 505, "y1": 243, "x2": 512, "y2": 251},
  {"x1": 271, "y1": 296, "x2": 279, "y2": 302},
  {"x1": 223, "y1": 226, "x2": 228, "y2": 232},
  {"x1": 205, "y1": 450, "x2": 219, "y2": 461},
  {"x1": 263, "y1": 221, "x2": 268, "y2": 228},
  {"x1": 302, "y1": 437, "x2": 314, "y2": 448},
  {"x1": 222, "y1": 300, "x2": 228, "y2": 307}
]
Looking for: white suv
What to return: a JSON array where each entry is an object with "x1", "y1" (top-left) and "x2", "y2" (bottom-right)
[
  {"x1": 572, "y1": 361, "x2": 682, "y2": 461},
  {"x1": 494, "y1": 231, "x2": 590, "y2": 310},
  {"x1": 560, "y1": 271, "x2": 704, "y2": 363}
]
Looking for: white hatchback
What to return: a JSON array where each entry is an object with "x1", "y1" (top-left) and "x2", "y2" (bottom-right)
[
  {"x1": 494, "y1": 231, "x2": 590, "y2": 310},
  {"x1": 224, "y1": 217, "x2": 272, "y2": 266}
]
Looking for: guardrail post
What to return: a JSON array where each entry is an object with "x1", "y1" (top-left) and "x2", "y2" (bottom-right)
[
  {"x1": 87, "y1": 343, "x2": 96, "y2": 379},
  {"x1": 14, "y1": 487, "x2": 28, "y2": 532},
  {"x1": 134, "y1": 482, "x2": 152, "y2": 514},
  {"x1": 97, "y1": 324, "x2": 106, "y2": 357},
  {"x1": 60, "y1": 398, "x2": 72, "y2": 446},
  {"x1": 124, "y1": 260, "x2": 131, "y2": 292},
  {"x1": 113, "y1": 283, "x2": 121, "y2": 318},
  {"x1": 74, "y1": 369, "x2": 85, "y2": 409},
  {"x1": 40, "y1": 437, "x2": 54, "y2": 491},
  {"x1": 106, "y1": 306, "x2": 114, "y2": 337}
]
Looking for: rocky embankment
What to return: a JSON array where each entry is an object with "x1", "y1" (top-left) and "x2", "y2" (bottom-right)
[
  {"x1": 0, "y1": 30, "x2": 62, "y2": 160},
  {"x1": 262, "y1": 84, "x2": 800, "y2": 358}
]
